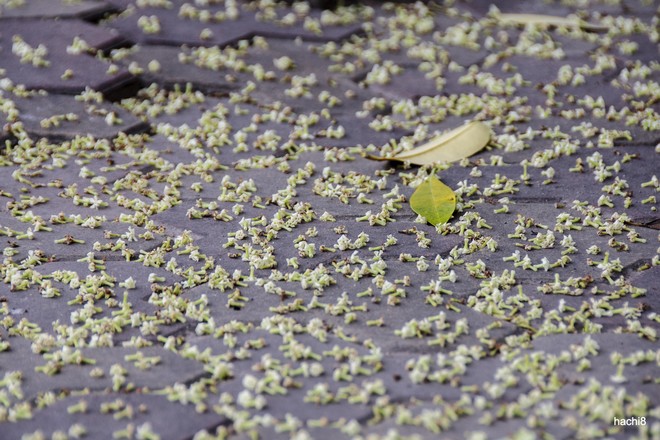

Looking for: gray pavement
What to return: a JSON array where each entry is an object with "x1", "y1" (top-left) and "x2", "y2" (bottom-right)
[{"x1": 0, "y1": 0, "x2": 658, "y2": 439}]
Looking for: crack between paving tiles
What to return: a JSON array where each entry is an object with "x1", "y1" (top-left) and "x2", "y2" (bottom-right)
[
  {"x1": 183, "y1": 372, "x2": 213, "y2": 387},
  {"x1": 162, "y1": 322, "x2": 199, "y2": 339},
  {"x1": 142, "y1": 34, "x2": 253, "y2": 50},
  {"x1": 53, "y1": 244, "x2": 162, "y2": 262},
  {"x1": 24, "y1": 384, "x2": 223, "y2": 412},
  {"x1": 616, "y1": 139, "x2": 660, "y2": 147},
  {"x1": 509, "y1": 196, "x2": 562, "y2": 203},
  {"x1": 79, "y1": 3, "x2": 122, "y2": 24},
  {"x1": 382, "y1": 321, "x2": 526, "y2": 356},
  {"x1": 24, "y1": 386, "x2": 134, "y2": 407},
  {"x1": 621, "y1": 257, "x2": 653, "y2": 275},
  {"x1": 351, "y1": 394, "x2": 472, "y2": 427},
  {"x1": 628, "y1": 218, "x2": 660, "y2": 230},
  {"x1": 515, "y1": 277, "x2": 555, "y2": 284},
  {"x1": 383, "y1": 344, "x2": 461, "y2": 356},
  {"x1": 101, "y1": 72, "x2": 144, "y2": 102},
  {"x1": 180, "y1": 418, "x2": 233, "y2": 440},
  {"x1": 24, "y1": 120, "x2": 150, "y2": 143},
  {"x1": 259, "y1": 26, "x2": 366, "y2": 44},
  {"x1": 323, "y1": 213, "x2": 418, "y2": 220}
]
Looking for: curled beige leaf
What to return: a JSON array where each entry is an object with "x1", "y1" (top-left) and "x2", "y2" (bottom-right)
[{"x1": 368, "y1": 121, "x2": 491, "y2": 166}]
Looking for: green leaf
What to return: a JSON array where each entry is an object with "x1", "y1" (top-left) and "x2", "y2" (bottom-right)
[
  {"x1": 498, "y1": 13, "x2": 606, "y2": 32},
  {"x1": 410, "y1": 176, "x2": 456, "y2": 226},
  {"x1": 368, "y1": 121, "x2": 491, "y2": 165}
]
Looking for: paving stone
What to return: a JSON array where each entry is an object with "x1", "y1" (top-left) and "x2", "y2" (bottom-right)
[
  {"x1": 0, "y1": 390, "x2": 223, "y2": 440},
  {"x1": 104, "y1": 2, "x2": 364, "y2": 47},
  {"x1": 0, "y1": 1, "x2": 658, "y2": 438},
  {"x1": 0, "y1": 337, "x2": 206, "y2": 399},
  {"x1": 9, "y1": 93, "x2": 147, "y2": 140},
  {"x1": 168, "y1": 330, "x2": 380, "y2": 424},
  {"x1": 116, "y1": 45, "x2": 239, "y2": 95},
  {"x1": 1, "y1": 259, "x2": 185, "y2": 338},
  {"x1": 346, "y1": 302, "x2": 520, "y2": 355},
  {"x1": 360, "y1": 66, "x2": 482, "y2": 100},
  {"x1": 314, "y1": 108, "x2": 413, "y2": 148},
  {"x1": 458, "y1": 0, "x2": 623, "y2": 17},
  {"x1": 252, "y1": 11, "x2": 364, "y2": 43},
  {"x1": 0, "y1": 19, "x2": 136, "y2": 98},
  {"x1": 134, "y1": 84, "x2": 400, "y2": 149},
  {"x1": 0, "y1": 0, "x2": 114, "y2": 21}
]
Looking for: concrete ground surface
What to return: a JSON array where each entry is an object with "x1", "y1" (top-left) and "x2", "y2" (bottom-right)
[{"x1": 0, "y1": 0, "x2": 658, "y2": 439}]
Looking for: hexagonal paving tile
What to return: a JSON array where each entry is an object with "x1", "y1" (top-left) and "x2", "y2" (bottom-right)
[
  {"x1": 0, "y1": 0, "x2": 114, "y2": 21},
  {"x1": 0, "y1": 19, "x2": 137, "y2": 97},
  {"x1": 9, "y1": 93, "x2": 147, "y2": 140}
]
